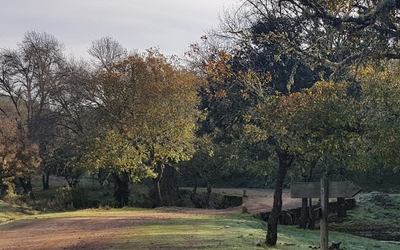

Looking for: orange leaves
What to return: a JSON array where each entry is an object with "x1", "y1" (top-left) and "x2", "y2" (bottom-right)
[
  {"x1": 318, "y1": 0, "x2": 352, "y2": 15},
  {"x1": 204, "y1": 51, "x2": 234, "y2": 83},
  {"x1": 0, "y1": 118, "x2": 41, "y2": 180},
  {"x1": 214, "y1": 89, "x2": 227, "y2": 98}
]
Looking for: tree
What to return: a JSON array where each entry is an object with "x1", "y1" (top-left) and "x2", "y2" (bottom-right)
[
  {"x1": 0, "y1": 117, "x2": 41, "y2": 195},
  {"x1": 38, "y1": 58, "x2": 97, "y2": 189},
  {"x1": 358, "y1": 63, "x2": 400, "y2": 171},
  {"x1": 180, "y1": 136, "x2": 244, "y2": 207},
  {"x1": 89, "y1": 48, "x2": 202, "y2": 206},
  {"x1": 85, "y1": 130, "x2": 154, "y2": 207},
  {"x1": 242, "y1": 0, "x2": 400, "y2": 79},
  {"x1": 88, "y1": 36, "x2": 127, "y2": 72},
  {"x1": 189, "y1": 0, "x2": 400, "y2": 245},
  {"x1": 245, "y1": 79, "x2": 364, "y2": 244},
  {"x1": 0, "y1": 31, "x2": 66, "y2": 191},
  {"x1": 0, "y1": 31, "x2": 65, "y2": 138}
]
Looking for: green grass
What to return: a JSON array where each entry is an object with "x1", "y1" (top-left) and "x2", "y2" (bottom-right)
[
  {"x1": 329, "y1": 192, "x2": 400, "y2": 242},
  {"x1": 1, "y1": 206, "x2": 399, "y2": 249},
  {"x1": 0, "y1": 200, "x2": 39, "y2": 223}
]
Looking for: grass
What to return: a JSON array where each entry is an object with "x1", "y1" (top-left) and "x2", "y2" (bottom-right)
[
  {"x1": 3, "y1": 178, "x2": 400, "y2": 249},
  {"x1": 1, "y1": 205, "x2": 400, "y2": 249},
  {"x1": 0, "y1": 200, "x2": 39, "y2": 223},
  {"x1": 329, "y1": 192, "x2": 400, "y2": 242}
]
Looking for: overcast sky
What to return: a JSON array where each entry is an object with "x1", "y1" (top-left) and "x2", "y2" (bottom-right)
[{"x1": 1, "y1": 0, "x2": 239, "y2": 59}]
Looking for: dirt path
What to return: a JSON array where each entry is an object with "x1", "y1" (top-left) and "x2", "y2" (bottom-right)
[
  {"x1": 181, "y1": 188, "x2": 302, "y2": 214},
  {"x1": 0, "y1": 189, "x2": 301, "y2": 250}
]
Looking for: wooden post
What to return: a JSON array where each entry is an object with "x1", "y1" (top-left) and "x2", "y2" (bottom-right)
[{"x1": 320, "y1": 178, "x2": 329, "y2": 250}]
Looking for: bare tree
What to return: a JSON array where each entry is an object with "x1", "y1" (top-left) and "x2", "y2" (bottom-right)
[
  {"x1": 0, "y1": 31, "x2": 66, "y2": 191},
  {"x1": 88, "y1": 37, "x2": 127, "y2": 72}
]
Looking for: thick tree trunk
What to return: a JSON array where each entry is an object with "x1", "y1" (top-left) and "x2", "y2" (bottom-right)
[
  {"x1": 114, "y1": 173, "x2": 130, "y2": 207},
  {"x1": 308, "y1": 198, "x2": 316, "y2": 230},
  {"x1": 161, "y1": 165, "x2": 177, "y2": 197},
  {"x1": 299, "y1": 198, "x2": 308, "y2": 229},
  {"x1": 266, "y1": 150, "x2": 294, "y2": 246},
  {"x1": 337, "y1": 197, "x2": 347, "y2": 218}
]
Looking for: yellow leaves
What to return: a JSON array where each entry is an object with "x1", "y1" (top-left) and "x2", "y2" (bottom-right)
[{"x1": 243, "y1": 115, "x2": 252, "y2": 123}]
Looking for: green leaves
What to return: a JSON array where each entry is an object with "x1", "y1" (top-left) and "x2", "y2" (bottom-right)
[
  {"x1": 86, "y1": 130, "x2": 155, "y2": 182},
  {"x1": 358, "y1": 64, "x2": 400, "y2": 171},
  {"x1": 87, "y1": 49, "x2": 201, "y2": 185}
]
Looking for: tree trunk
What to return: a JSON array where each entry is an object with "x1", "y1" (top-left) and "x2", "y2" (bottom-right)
[
  {"x1": 337, "y1": 197, "x2": 347, "y2": 218},
  {"x1": 266, "y1": 149, "x2": 294, "y2": 246},
  {"x1": 299, "y1": 198, "x2": 308, "y2": 229},
  {"x1": 152, "y1": 163, "x2": 164, "y2": 206},
  {"x1": 114, "y1": 173, "x2": 130, "y2": 207},
  {"x1": 42, "y1": 171, "x2": 50, "y2": 190},
  {"x1": 160, "y1": 164, "x2": 178, "y2": 198},
  {"x1": 191, "y1": 180, "x2": 197, "y2": 201},
  {"x1": 19, "y1": 177, "x2": 33, "y2": 194},
  {"x1": 308, "y1": 198, "x2": 316, "y2": 230},
  {"x1": 206, "y1": 182, "x2": 213, "y2": 208}
]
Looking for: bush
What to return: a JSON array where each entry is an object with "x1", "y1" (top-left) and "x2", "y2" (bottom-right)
[
  {"x1": 52, "y1": 186, "x2": 74, "y2": 211},
  {"x1": 51, "y1": 186, "x2": 90, "y2": 210},
  {"x1": 71, "y1": 187, "x2": 89, "y2": 209},
  {"x1": 129, "y1": 190, "x2": 154, "y2": 208}
]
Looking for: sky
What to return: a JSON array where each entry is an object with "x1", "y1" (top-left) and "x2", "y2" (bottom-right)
[{"x1": 1, "y1": 0, "x2": 239, "y2": 59}]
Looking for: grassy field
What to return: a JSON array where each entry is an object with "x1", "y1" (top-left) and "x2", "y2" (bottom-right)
[
  {"x1": 2, "y1": 178, "x2": 400, "y2": 249},
  {"x1": 1, "y1": 201, "x2": 399, "y2": 249}
]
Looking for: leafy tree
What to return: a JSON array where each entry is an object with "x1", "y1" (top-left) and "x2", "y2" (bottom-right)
[
  {"x1": 190, "y1": 0, "x2": 400, "y2": 245},
  {"x1": 45, "y1": 142, "x2": 92, "y2": 188},
  {"x1": 0, "y1": 118, "x2": 41, "y2": 195},
  {"x1": 89, "y1": 47, "x2": 202, "y2": 206},
  {"x1": 180, "y1": 136, "x2": 245, "y2": 206},
  {"x1": 358, "y1": 63, "x2": 400, "y2": 171},
  {"x1": 246, "y1": 79, "x2": 364, "y2": 244},
  {"x1": 242, "y1": 0, "x2": 400, "y2": 79},
  {"x1": 86, "y1": 130, "x2": 154, "y2": 207}
]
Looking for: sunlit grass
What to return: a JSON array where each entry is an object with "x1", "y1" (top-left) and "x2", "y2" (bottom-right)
[
  {"x1": 1, "y1": 205, "x2": 399, "y2": 249},
  {"x1": 0, "y1": 200, "x2": 39, "y2": 223}
]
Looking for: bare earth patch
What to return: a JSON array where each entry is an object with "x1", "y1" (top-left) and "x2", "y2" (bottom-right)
[{"x1": 0, "y1": 189, "x2": 301, "y2": 250}]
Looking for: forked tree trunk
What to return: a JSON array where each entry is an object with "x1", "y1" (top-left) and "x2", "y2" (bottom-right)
[
  {"x1": 152, "y1": 163, "x2": 164, "y2": 206},
  {"x1": 266, "y1": 149, "x2": 294, "y2": 246}
]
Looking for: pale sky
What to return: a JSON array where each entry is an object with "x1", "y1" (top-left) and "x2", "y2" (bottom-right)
[{"x1": 1, "y1": 0, "x2": 239, "y2": 59}]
